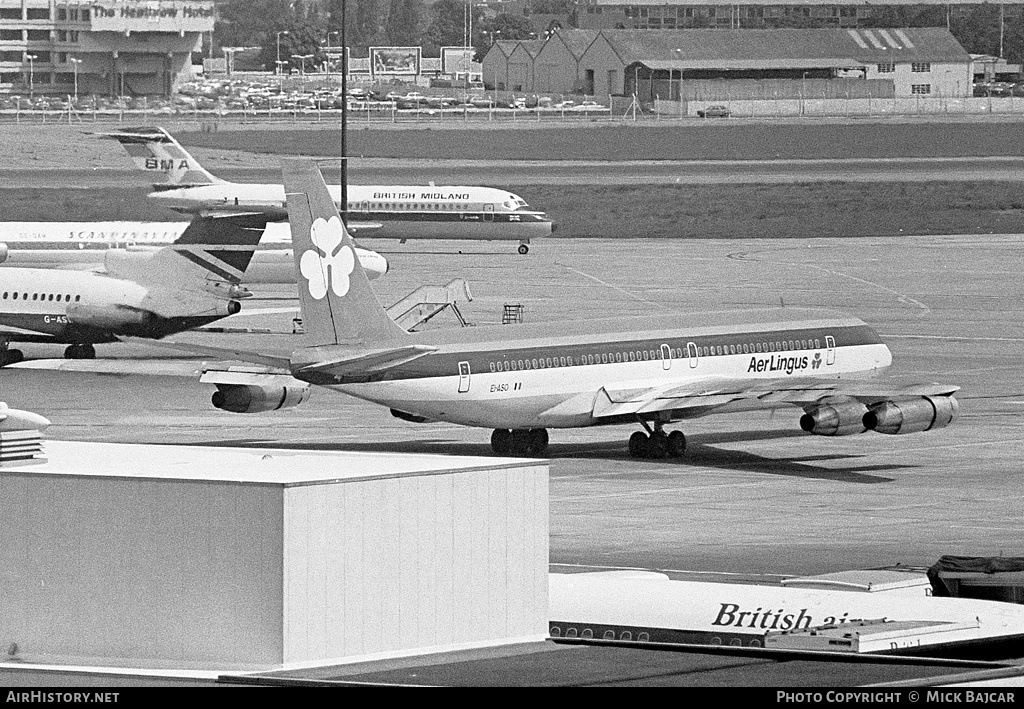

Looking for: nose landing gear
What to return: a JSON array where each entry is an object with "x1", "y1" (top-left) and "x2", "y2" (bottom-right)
[
  {"x1": 491, "y1": 427, "x2": 548, "y2": 456},
  {"x1": 628, "y1": 420, "x2": 686, "y2": 459}
]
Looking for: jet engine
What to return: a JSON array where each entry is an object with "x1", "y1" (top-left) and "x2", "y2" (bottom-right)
[
  {"x1": 66, "y1": 302, "x2": 156, "y2": 331},
  {"x1": 863, "y1": 396, "x2": 959, "y2": 435},
  {"x1": 800, "y1": 399, "x2": 869, "y2": 436},
  {"x1": 0, "y1": 243, "x2": 8, "y2": 263},
  {"x1": 212, "y1": 383, "x2": 310, "y2": 414}
]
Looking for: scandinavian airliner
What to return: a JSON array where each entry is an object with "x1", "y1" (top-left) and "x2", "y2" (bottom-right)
[
  {"x1": 100, "y1": 126, "x2": 553, "y2": 254},
  {"x1": 0, "y1": 221, "x2": 388, "y2": 284},
  {"x1": 100, "y1": 160, "x2": 959, "y2": 459},
  {"x1": 0, "y1": 213, "x2": 269, "y2": 364}
]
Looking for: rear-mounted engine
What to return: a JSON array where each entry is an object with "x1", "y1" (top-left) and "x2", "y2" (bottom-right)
[
  {"x1": 863, "y1": 396, "x2": 959, "y2": 435},
  {"x1": 212, "y1": 383, "x2": 310, "y2": 414}
]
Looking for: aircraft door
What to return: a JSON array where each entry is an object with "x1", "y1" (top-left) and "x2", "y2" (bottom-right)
[
  {"x1": 483, "y1": 203, "x2": 494, "y2": 222},
  {"x1": 458, "y1": 360, "x2": 471, "y2": 393},
  {"x1": 687, "y1": 342, "x2": 698, "y2": 368},
  {"x1": 661, "y1": 343, "x2": 672, "y2": 370},
  {"x1": 825, "y1": 335, "x2": 836, "y2": 365}
]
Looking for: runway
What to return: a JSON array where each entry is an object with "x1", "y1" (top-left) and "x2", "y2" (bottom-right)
[
  {"x1": 3, "y1": 234, "x2": 1021, "y2": 578},
  {"x1": 4, "y1": 155, "x2": 1024, "y2": 189}
]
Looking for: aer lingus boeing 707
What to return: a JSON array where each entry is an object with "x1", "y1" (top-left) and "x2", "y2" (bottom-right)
[{"x1": 80, "y1": 160, "x2": 958, "y2": 458}]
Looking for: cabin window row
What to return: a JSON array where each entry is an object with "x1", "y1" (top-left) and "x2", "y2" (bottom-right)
[
  {"x1": 2, "y1": 292, "x2": 81, "y2": 302},
  {"x1": 365, "y1": 202, "x2": 470, "y2": 211},
  {"x1": 550, "y1": 626, "x2": 650, "y2": 642},
  {"x1": 486, "y1": 338, "x2": 825, "y2": 373}
]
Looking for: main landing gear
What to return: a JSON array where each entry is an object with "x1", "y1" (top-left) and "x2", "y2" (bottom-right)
[
  {"x1": 491, "y1": 427, "x2": 548, "y2": 456},
  {"x1": 0, "y1": 343, "x2": 23, "y2": 367},
  {"x1": 64, "y1": 343, "x2": 96, "y2": 359},
  {"x1": 628, "y1": 420, "x2": 686, "y2": 459}
]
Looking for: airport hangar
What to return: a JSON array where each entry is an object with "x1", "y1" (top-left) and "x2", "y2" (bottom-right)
[
  {"x1": 482, "y1": 27, "x2": 973, "y2": 102},
  {"x1": 0, "y1": 0, "x2": 214, "y2": 97}
]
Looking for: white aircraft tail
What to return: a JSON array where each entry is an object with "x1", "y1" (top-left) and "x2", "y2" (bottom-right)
[
  {"x1": 105, "y1": 213, "x2": 269, "y2": 291},
  {"x1": 282, "y1": 160, "x2": 410, "y2": 347},
  {"x1": 98, "y1": 126, "x2": 223, "y2": 186}
]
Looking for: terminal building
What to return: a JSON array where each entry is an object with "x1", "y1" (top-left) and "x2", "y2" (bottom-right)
[
  {"x1": 483, "y1": 27, "x2": 973, "y2": 100},
  {"x1": 573, "y1": 0, "x2": 1024, "y2": 30},
  {"x1": 0, "y1": 0, "x2": 214, "y2": 97}
]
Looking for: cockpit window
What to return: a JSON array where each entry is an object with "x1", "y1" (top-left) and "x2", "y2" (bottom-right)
[{"x1": 503, "y1": 200, "x2": 517, "y2": 210}]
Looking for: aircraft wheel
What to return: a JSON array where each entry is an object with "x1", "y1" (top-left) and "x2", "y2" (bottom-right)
[
  {"x1": 647, "y1": 433, "x2": 668, "y2": 459},
  {"x1": 64, "y1": 344, "x2": 96, "y2": 360},
  {"x1": 509, "y1": 428, "x2": 531, "y2": 456},
  {"x1": 526, "y1": 428, "x2": 549, "y2": 456},
  {"x1": 0, "y1": 348, "x2": 24, "y2": 366},
  {"x1": 628, "y1": 431, "x2": 648, "y2": 458},
  {"x1": 667, "y1": 430, "x2": 686, "y2": 458},
  {"x1": 490, "y1": 428, "x2": 512, "y2": 455},
  {"x1": 518, "y1": 244, "x2": 529, "y2": 255}
]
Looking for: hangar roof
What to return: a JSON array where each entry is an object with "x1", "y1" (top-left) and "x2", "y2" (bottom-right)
[
  {"x1": 583, "y1": 28, "x2": 970, "y2": 67},
  {"x1": 551, "y1": 28, "x2": 601, "y2": 58}
]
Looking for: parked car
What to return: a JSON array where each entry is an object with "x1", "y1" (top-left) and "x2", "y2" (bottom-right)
[
  {"x1": 697, "y1": 105, "x2": 731, "y2": 118},
  {"x1": 570, "y1": 100, "x2": 609, "y2": 112}
]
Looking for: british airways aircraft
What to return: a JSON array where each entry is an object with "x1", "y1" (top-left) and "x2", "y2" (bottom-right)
[
  {"x1": 0, "y1": 213, "x2": 269, "y2": 364},
  {"x1": 114, "y1": 161, "x2": 959, "y2": 459},
  {"x1": 100, "y1": 127, "x2": 553, "y2": 254}
]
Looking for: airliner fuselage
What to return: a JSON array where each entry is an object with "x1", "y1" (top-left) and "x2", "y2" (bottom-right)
[
  {"x1": 150, "y1": 183, "x2": 554, "y2": 244},
  {"x1": 302, "y1": 309, "x2": 892, "y2": 430}
]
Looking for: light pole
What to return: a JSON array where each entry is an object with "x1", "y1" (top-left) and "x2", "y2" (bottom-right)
[
  {"x1": 276, "y1": 30, "x2": 289, "y2": 90},
  {"x1": 26, "y1": 53, "x2": 37, "y2": 99},
  {"x1": 293, "y1": 53, "x2": 313, "y2": 91},
  {"x1": 326, "y1": 31, "x2": 339, "y2": 81},
  {"x1": 69, "y1": 56, "x2": 82, "y2": 101}
]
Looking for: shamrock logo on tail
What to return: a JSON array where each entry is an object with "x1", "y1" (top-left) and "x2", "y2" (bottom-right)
[{"x1": 300, "y1": 216, "x2": 355, "y2": 300}]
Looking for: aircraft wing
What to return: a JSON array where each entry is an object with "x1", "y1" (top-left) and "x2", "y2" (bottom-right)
[
  {"x1": 345, "y1": 221, "x2": 384, "y2": 234},
  {"x1": 542, "y1": 375, "x2": 960, "y2": 422},
  {"x1": 0, "y1": 329, "x2": 65, "y2": 344},
  {"x1": 6, "y1": 358, "x2": 287, "y2": 378},
  {"x1": 116, "y1": 335, "x2": 293, "y2": 370}
]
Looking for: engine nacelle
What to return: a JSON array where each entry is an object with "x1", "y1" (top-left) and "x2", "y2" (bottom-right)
[
  {"x1": 66, "y1": 302, "x2": 155, "y2": 331},
  {"x1": 800, "y1": 399, "x2": 869, "y2": 436},
  {"x1": 212, "y1": 383, "x2": 310, "y2": 414},
  {"x1": 863, "y1": 396, "x2": 959, "y2": 435},
  {"x1": 0, "y1": 242, "x2": 8, "y2": 263}
]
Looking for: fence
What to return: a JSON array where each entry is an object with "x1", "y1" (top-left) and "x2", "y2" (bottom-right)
[
  {"x1": 5, "y1": 95, "x2": 1024, "y2": 125},
  {"x1": 654, "y1": 94, "x2": 1024, "y2": 119}
]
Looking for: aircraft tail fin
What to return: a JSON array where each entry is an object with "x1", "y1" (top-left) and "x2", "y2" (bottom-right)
[
  {"x1": 97, "y1": 126, "x2": 224, "y2": 186},
  {"x1": 105, "y1": 212, "x2": 270, "y2": 290},
  {"x1": 282, "y1": 159, "x2": 410, "y2": 346}
]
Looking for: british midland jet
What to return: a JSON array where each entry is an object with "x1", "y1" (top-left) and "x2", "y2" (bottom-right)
[
  {"x1": 99, "y1": 126, "x2": 552, "y2": 254},
  {"x1": 101, "y1": 160, "x2": 958, "y2": 458}
]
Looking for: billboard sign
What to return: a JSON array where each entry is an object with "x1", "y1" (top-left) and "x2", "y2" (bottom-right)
[
  {"x1": 89, "y1": 1, "x2": 215, "y2": 33},
  {"x1": 370, "y1": 47, "x2": 421, "y2": 77},
  {"x1": 441, "y1": 47, "x2": 475, "y2": 75}
]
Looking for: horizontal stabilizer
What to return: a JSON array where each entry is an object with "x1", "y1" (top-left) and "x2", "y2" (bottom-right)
[{"x1": 293, "y1": 344, "x2": 437, "y2": 379}]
